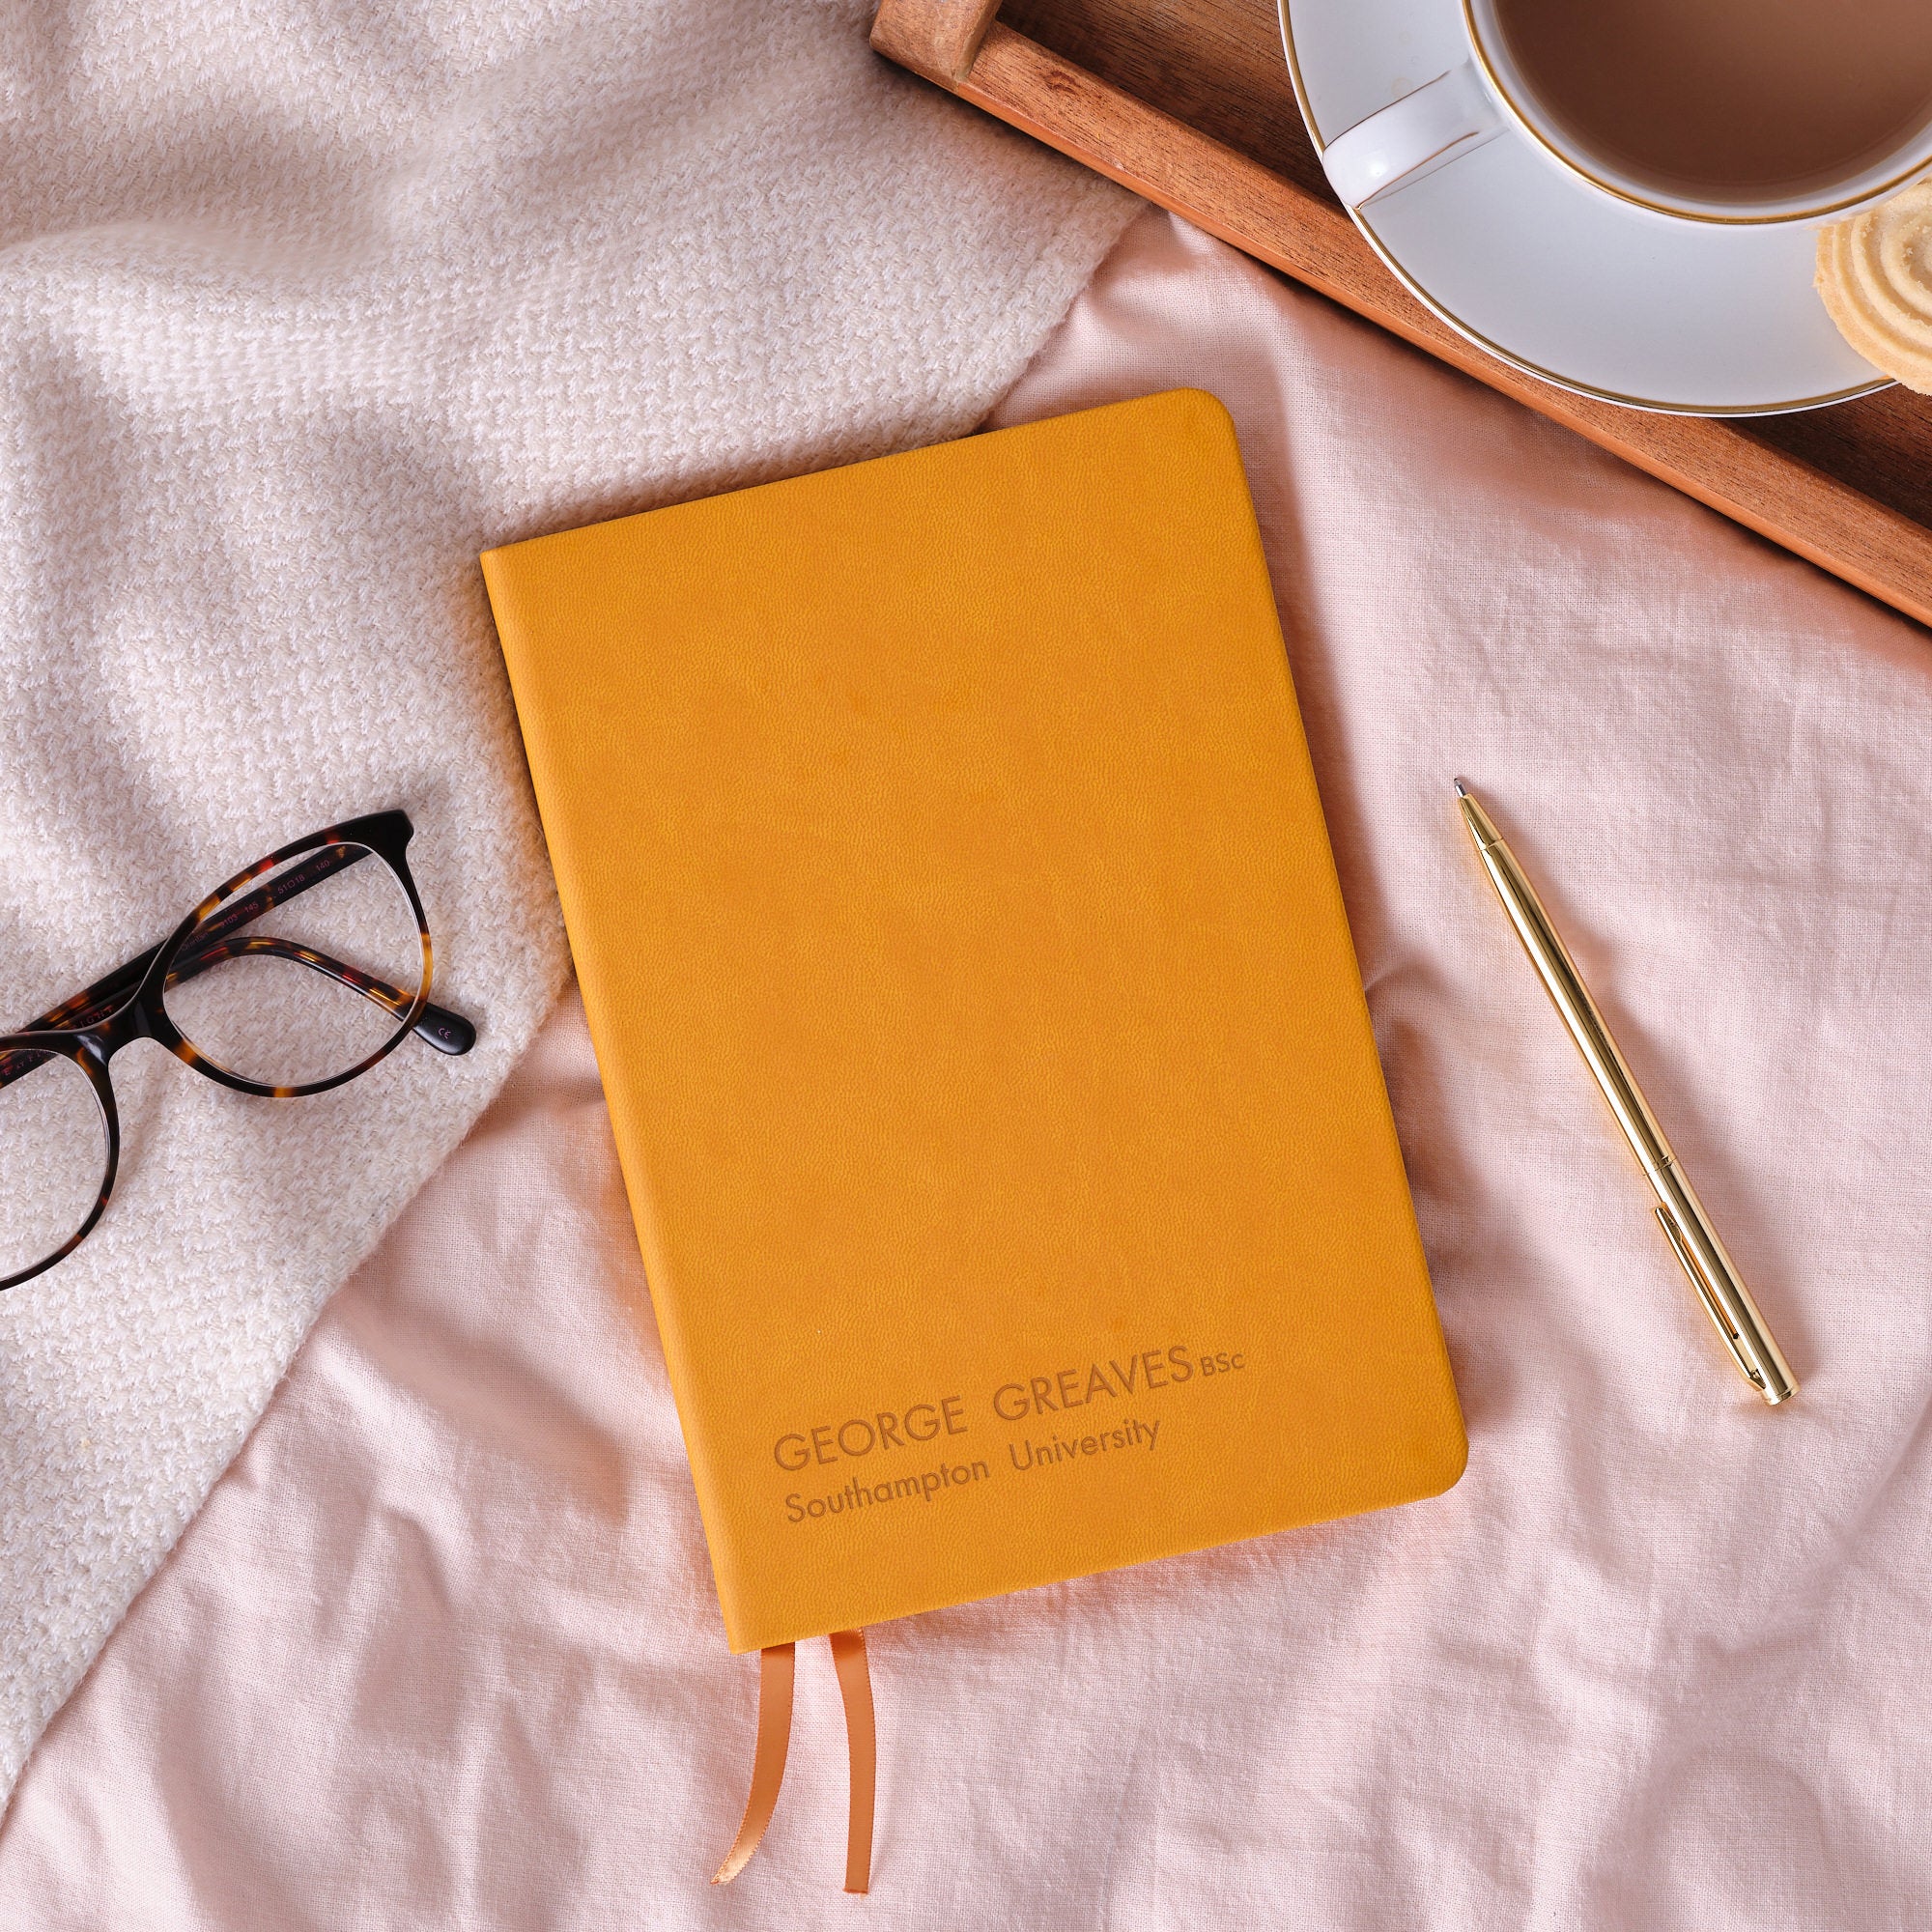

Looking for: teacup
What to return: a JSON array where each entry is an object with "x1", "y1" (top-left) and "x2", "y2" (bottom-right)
[{"x1": 1321, "y1": 0, "x2": 1932, "y2": 225}]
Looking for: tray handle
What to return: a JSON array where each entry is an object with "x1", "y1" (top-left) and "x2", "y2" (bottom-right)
[
  {"x1": 872, "y1": 0, "x2": 1003, "y2": 86},
  {"x1": 867, "y1": 1, "x2": 1932, "y2": 631}
]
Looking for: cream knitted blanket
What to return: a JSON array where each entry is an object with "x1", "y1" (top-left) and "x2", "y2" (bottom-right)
[{"x1": 0, "y1": 0, "x2": 1132, "y2": 1797}]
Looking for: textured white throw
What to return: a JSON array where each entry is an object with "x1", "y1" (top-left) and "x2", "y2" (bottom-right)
[{"x1": 0, "y1": 1, "x2": 1133, "y2": 1795}]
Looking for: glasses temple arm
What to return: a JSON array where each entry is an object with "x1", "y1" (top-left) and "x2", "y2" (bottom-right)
[
  {"x1": 0, "y1": 937, "x2": 473, "y2": 1094},
  {"x1": 0, "y1": 839, "x2": 476, "y2": 1094},
  {"x1": 176, "y1": 844, "x2": 473, "y2": 1053},
  {"x1": 165, "y1": 933, "x2": 475, "y2": 1056},
  {"x1": 14, "y1": 949, "x2": 158, "y2": 1035},
  {"x1": 0, "y1": 851, "x2": 356, "y2": 1045},
  {"x1": 0, "y1": 844, "x2": 355, "y2": 1046},
  {"x1": 188, "y1": 840, "x2": 366, "y2": 950}
]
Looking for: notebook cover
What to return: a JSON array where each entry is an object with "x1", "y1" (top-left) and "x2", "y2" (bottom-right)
[{"x1": 481, "y1": 390, "x2": 1464, "y2": 1652}]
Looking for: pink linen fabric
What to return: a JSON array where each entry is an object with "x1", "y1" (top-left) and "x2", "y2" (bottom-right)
[{"x1": 6, "y1": 207, "x2": 1932, "y2": 1926}]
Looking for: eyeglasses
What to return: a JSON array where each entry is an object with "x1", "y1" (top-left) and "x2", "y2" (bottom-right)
[{"x1": 0, "y1": 809, "x2": 474, "y2": 1292}]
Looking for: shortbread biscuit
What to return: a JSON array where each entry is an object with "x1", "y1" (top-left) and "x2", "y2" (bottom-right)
[{"x1": 1817, "y1": 180, "x2": 1932, "y2": 394}]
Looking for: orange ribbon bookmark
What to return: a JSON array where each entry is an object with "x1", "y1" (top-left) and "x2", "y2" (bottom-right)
[
  {"x1": 830, "y1": 1629, "x2": 875, "y2": 1894},
  {"x1": 712, "y1": 1629, "x2": 875, "y2": 1893},
  {"x1": 711, "y1": 1642, "x2": 796, "y2": 1886}
]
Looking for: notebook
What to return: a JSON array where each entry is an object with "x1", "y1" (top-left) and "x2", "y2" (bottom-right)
[{"x1": 481, "y1": 389, "x2": 1464, "y2": 1654}]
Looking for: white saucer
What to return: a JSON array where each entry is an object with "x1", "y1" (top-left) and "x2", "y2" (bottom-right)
[{"x1": 1278, "y1": 0, "x2": 1891, "y2": 415}]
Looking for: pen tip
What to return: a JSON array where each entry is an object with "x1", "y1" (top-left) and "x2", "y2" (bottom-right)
[{"x1": 1453, "y1": 777, "x2": 1469, "y2": 798}]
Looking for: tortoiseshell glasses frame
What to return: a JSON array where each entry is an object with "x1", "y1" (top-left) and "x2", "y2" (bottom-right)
[{"x1": 0, "y1": 809, "x2": 474, "y2": 1293}]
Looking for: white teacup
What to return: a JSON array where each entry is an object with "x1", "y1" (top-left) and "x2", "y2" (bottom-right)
[{"x1": 1322, "y1": 0, "x2": 1932, "y2": 225}]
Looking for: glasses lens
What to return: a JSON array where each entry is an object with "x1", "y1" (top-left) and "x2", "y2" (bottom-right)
[
  {"x1": 162, "y1": 842, "x2": 426, "y2": 1089},
  {"x1": 0, "y1": 1046, "x2": 107, "y2": 1283}
]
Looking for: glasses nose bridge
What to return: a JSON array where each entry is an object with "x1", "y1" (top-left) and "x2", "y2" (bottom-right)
[{"x1": 85, "y1": 990, "x2": 156, "y2": 1060}]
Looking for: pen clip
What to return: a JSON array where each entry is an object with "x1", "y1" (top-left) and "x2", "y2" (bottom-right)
[{"x1": 1655, "y1": 1205, "x2": 1766, "y2": 1394}]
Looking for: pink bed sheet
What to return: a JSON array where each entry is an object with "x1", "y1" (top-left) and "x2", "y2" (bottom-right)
[{"x1": 6, "y1": 209, "x2": 1932, "y2": 1928}]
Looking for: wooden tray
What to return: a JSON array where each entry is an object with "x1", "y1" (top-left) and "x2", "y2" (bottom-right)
[{"x1": 871, "y1": 0, "x2": 1932, "y2": 629}]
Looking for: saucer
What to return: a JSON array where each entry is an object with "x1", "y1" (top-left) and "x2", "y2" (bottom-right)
[{"x1": 1278, "y1": 0, "x2": 1891, "y2": 414}]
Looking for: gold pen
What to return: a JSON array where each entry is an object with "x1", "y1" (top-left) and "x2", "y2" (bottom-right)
[{"x1": 1455, "y1": 780, "x2": 1797, "y2": 1406}]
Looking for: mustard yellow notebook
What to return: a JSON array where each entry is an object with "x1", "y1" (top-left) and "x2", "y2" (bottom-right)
[{"x1": 482, "y1": 390, "x2": 1464, "y2": 1653}]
